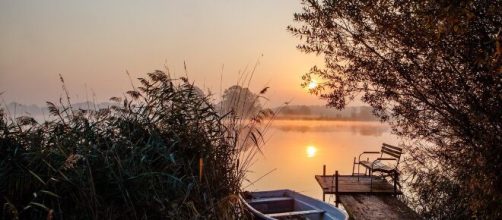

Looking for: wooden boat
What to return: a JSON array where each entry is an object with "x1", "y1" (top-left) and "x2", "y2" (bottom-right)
[{"x1": 241, "y1": 189, "x2": 348, "y2": 220}]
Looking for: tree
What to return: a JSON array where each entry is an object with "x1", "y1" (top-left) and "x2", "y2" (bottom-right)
[
  {"x1": 298, "y1": 105, "x2": 312, "y2": 115},
  {"x1": 289, "y1": 0, "x2": 501, "y2": 218},
  {"x1": 358, "y1": 106, "x2": 375, "y2": 121},
  {"x1": 219, "y1": 85, "x2": 261, "y2": 119}
]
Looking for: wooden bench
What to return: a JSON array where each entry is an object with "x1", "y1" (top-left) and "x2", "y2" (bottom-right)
[{"x1": 352, "y1": 143, "x2": 403, "y2": 189}]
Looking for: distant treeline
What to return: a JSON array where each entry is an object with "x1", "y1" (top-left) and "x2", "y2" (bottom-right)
[
  {"x1": 3, "y1": 102, "x2": 113, "y2": 117},
  {"x1": 4, "y1": 102, "x2": 379, "y2": 122},
  {"x1": 274, "y1": 105, "x2": 379, "y2": 121}
]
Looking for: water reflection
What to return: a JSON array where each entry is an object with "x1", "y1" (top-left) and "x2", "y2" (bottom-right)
[
  {"x1": 247, "y1": 120, "x2": 398, "y2": 201},
  {"x1": 274, "y1": 120, "x2": 389, "y2": 136}
]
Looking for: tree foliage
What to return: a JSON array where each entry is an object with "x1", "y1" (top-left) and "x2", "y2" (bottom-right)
[
  {"x1": 289, "y1": 0, "x2": 501, "y2": 218},
  {"x1": 219, "y1": 85, "x2": 262, "y2": 119}
]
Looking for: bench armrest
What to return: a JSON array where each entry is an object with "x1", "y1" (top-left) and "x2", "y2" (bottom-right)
[
  {"x1": 358, "y1": 151, "x2": 381, "y2": 162},
  {"x1": 362, "y1": 151, "x2": 380, "y2": 154}
]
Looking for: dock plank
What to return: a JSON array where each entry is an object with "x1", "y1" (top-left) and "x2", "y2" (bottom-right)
[
  {"x1": 339, "y1": 195, "x2": 421, "y2": 220},
  {"x1": 315, "y1": 175, "x2": 401, "y2": 194},
  {"x1": 315, "y1": 169, "x2": 419, "y2": 219}
]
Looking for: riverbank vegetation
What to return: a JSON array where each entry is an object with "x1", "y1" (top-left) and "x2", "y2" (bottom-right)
[
  {"x1": 1, "y1": 71, "x2": 269, "y2": 219},
  {"x1": 290, "y1": 0, "x2": 501, "y2": 218}
]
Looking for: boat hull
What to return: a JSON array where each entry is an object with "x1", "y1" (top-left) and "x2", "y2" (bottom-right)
[{"x1": 241, "y1": 189, "x2": 347, "y2": 220}]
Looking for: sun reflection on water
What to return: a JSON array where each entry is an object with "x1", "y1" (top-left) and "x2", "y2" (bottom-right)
[{"x1": 306, "y1": 145, "x2": 317, "y2": 158}]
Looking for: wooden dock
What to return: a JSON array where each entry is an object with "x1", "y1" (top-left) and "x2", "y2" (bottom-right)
[
  {"x1": 339, "y1": 194, "x2": 421, "y2": 220},
  {"x1": 315, "y1": 175, "x2": 401, "y2": 198},
  {"x1": 315, "y1": 167, "x2": 420, "y2": 219}
]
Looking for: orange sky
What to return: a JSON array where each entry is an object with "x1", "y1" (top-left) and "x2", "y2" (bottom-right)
[{"x1": 0, "y1": 1, "x2": 352, "y2": 107}]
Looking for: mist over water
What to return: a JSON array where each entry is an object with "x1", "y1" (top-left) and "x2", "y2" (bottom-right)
[{"x1": 246, "y1": 119, "x2": 398, "y2": 201}]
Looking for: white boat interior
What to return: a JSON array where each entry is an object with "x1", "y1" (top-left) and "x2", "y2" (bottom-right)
[{"x1": 242, "y1": 189, "x2": 347, "y2": 220}]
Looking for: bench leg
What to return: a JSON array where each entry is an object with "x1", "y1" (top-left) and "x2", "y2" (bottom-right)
[
  {"x1": 393, "y1": 171, "x2": 399, "y2": 196},
  {"x1": 369, "y1": 170, "x2": 373, "y2": 192}
]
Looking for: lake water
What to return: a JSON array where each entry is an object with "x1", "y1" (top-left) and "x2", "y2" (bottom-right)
[{"x1": 245, "y1": 119, "x2": 398, "y2": 202}]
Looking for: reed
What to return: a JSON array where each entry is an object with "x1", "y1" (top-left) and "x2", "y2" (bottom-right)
[{"x1": 0, "y1": 70, "x2": 271, "y2": 219}]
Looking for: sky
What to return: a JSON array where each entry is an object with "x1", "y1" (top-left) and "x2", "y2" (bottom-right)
[{"x1": 0, "y1": 0, "x2": 335, "y2": 107}]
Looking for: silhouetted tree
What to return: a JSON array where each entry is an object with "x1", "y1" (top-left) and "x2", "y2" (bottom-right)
[
  {"x1": 298, "y1": 105, "x2": 311, "y2": 115},
  {"x1": 281, "y1": 106, "x2": 293, "y2": 115},
  {"x1": 350, "y1": 109, "x2": 357, "y2": 119},
  {"x1": 358, "y1": 106, "x2": 375, "y2": 121},
  {"x1": 219, "y1": 85, "x2": 261, "y2": 118},
  {"x1": 289, "y1": 0, "x2": 501, "y2": 218}
]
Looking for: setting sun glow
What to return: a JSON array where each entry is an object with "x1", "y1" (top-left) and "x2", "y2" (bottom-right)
[
  {"x1": 306, "y1": 145, "x2": 317, "y2": 158},
  {"x1": 307, "y1": 80, "x2": 318, "y2": 90}
]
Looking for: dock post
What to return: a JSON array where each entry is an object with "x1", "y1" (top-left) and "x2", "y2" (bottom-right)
[
  {"x1": 352, "y1": 157, "x2": 356, "y2": 176},
  {"x1": 322, "y1": 165, "x2": 326, "y2": 201},
  {"x1": 335, "y1": 170, "x2": 339, "y2": 207}
]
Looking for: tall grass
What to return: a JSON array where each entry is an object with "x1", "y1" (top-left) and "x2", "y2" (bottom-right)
[
  {"x1": 0, "y1": 70, "x2": 271, "y2": 219},
  {"x1": 216, "y1": 60, "x2": 277, "y2": 190}
]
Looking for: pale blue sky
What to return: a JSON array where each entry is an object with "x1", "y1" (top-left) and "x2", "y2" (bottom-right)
[{"x1": 0, "y1": 0, "x2": 329, "y2": 106}]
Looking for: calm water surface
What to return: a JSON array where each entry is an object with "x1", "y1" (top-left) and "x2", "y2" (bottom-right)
[{"x1": 245, "y1": 119, "x2": 398, "y2": 201}]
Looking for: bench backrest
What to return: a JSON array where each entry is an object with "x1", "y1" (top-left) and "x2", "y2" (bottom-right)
[{"x1": 381, "y1": 143, "x2": 403, "y2": 163}]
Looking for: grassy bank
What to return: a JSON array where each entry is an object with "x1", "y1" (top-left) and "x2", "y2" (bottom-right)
[{"x1": 1, "y1": 71, "x2": 265, "y2": 219}]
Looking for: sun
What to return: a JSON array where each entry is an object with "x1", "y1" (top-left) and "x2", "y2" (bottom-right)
[
  {"x1": 307, "y1": 80, "x2": 318, "y2": 90},
  {"x1": 306, "y1": 145, "x2": 317, "y2": 158}
]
